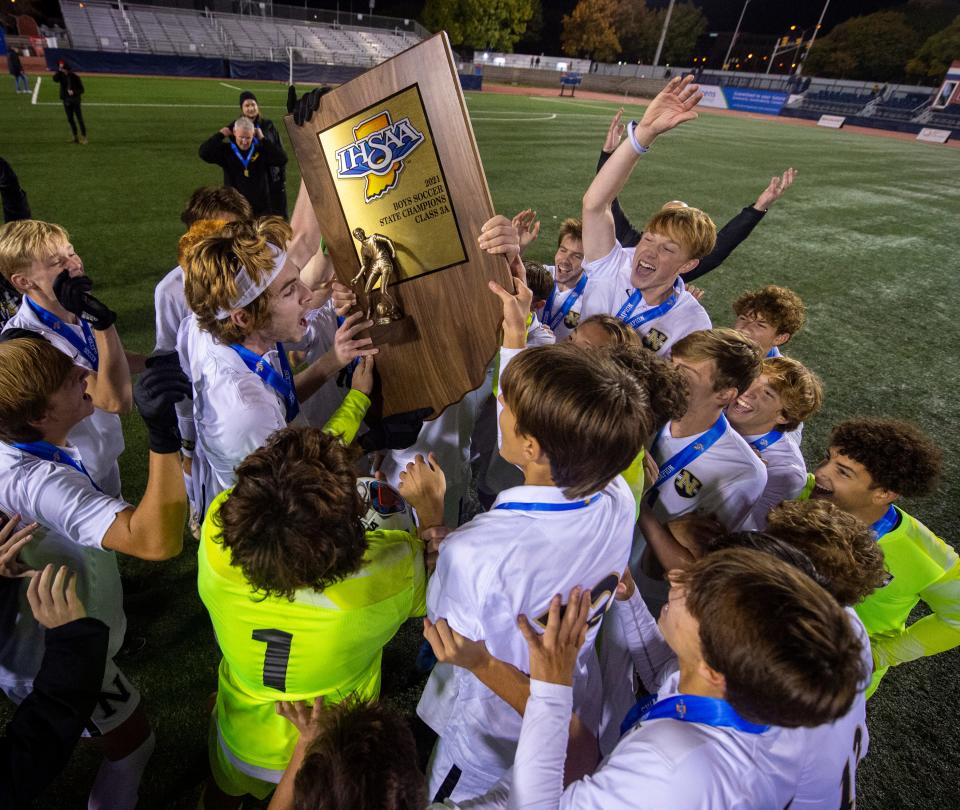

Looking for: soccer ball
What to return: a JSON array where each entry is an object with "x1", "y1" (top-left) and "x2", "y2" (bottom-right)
[{"x1": 356, "y1": 476, "x2": 415, "y2": 533}]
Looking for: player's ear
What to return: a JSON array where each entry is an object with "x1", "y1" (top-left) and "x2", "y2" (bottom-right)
[
  {"x1": 523, "y1": 433, "x2": 546, "y2": 465},
  {"x1": 870, "y1": 486, "x2": 899, "y2": 507},
  {"x1": 679, "y1": 257, "x2": 700, "y2": 277},
  {"x1": 773, "y1": 331, "x2": 791, "y2": 347},
  {"x1": 8, "y1": 272, "x2": 34, "y2": 294},
  {"x1": 699, "y1": 660, "x2": 727, "y2": 694},
  {"x1": 714, "y1": 385, "x2": 739, "y2": 409}
]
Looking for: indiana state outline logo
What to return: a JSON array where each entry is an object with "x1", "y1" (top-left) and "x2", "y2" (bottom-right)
[{"x1": 335, "y1": 111, "x2": 425, "y2": 202}]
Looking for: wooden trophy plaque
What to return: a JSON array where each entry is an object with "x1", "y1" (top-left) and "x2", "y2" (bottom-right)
[{"x1": 284, "y1": 32, "x2": 510, "y2": 418}]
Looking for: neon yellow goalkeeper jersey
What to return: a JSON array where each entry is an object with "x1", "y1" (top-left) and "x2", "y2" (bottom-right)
[
  {"x1": 198, "y1": 489, "x2": 427, "y2": 777},
  {"x1": 854, "y1": 506, "x2": 960, "y2": 696}
]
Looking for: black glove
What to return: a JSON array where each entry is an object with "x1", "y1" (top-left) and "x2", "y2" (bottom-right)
[
  {"x1": 53, "y1": 270, "x2": 116, "y2": 331},
  {"x1": 133, "y1": 352, "x2": 192, "y2": 454},
  {"x1": 358, "y1": 407, "x2": 432, "y2": 453},
  {"x1": 288, "y1": 85, "x2": 331, "y2": 126}
]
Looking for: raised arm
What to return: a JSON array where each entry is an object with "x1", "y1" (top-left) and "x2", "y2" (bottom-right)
[
  {"x1": 682, "y1": 168, "x2": 797, "y2": 282},
  {"x1": 582, "y1": 76, "x2": 702, "y2": 263},
  {"x1": 101, "y1": 354, "x2": 190, "y2": 560}
]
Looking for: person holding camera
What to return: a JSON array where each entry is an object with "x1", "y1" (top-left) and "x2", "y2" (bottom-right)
[{"x1": 52, "y1": 60, "x2": 86, "y2": 145}]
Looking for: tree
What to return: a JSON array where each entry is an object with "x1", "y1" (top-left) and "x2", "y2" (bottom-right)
[
  {"x1": 907, "y1": 15, "x2": 960, "y2": 82},
  {"x1": 420, "y1": 0, "x2": 535, "y2": 52},
  {"x1": 626, "y1": 1, "x2": 707, "y2": 65},
  {"x1": 515, "y1": 0, "x2": 544, "y2": 52},
  {"x1": 804, "y1": 11, "x2": 921, "y2": 81},
  {"x1": 561, "y1": 0, "x2": 621, "y2": 62}
]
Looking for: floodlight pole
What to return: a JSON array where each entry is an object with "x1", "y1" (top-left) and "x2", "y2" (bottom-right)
[
  {"x1": 796, "y1": 0, "x2": 830, "y2": 76},
  {"x1": 722, "y1": 0, "x2": 750, "y2": 71},
  {"x1": 651, "y1": 0, "x2": 676, "y2": 70}
]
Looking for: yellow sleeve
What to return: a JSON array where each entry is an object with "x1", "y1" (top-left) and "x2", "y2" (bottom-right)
[
  {"x1": 322, "y1": 389, "x2": 371, "y2": 445},
  {"x1": 621, "y1": 448, "x2": 647, "y2": 520}
]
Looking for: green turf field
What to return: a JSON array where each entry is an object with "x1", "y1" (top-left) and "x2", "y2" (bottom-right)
[{"x1": 4, "y1": 72, "x2": 960, "y2": 807}]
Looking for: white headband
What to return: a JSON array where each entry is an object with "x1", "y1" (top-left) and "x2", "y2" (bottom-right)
[{"x1": 215, "y1": 244, "x2": 287, "y2": 320}]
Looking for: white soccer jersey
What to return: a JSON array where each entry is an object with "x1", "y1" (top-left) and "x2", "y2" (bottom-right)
[
  {"x1": 764, "y1": 609, "x2": 872, "y2": 809},
  {"x1": 0, "y1": 441, "x2": 129, "y2": 696},
  {"x1": 154, "y1": 265, "x2": 189, "y2": 353},
  {"x1": 525, "y1": 313, "x2": 556, "y2": 348},
  {"x1": 420, "y1": 476, "x2": 637, "y2": 800},
  {"x1": 541, "y1": 266, "x2": 587, "y2": 341},
  {"x1": 648, "y1": 419, "x2": 767, "y2": 532},
  {"x1": 177, "y1": 315, "x2": 301, "y2": 515},
  {"x1": 740, "y1": 431, "x2": 808, "y2": 531},
  {"x1": 578, "y1": 243, "x2": 711, "y2": 356},
  {"x1": 508, "y1": 671, "x2": 792, "y2": 810},
  {"x1": 3, "y1": 297, "x2": 124, "y2": 497}
]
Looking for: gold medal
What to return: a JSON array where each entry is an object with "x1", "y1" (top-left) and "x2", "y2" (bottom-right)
[{"x1": 244, "y1": 168, "x2": 249, "y2": 177}]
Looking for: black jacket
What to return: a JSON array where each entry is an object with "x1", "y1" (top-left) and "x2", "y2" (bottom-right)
[
  {"x1": 7, "y1": 52, "x2": 22, "y2": 75},
  {"x1": 199, "y1": 132, "x2": 288, "y2": 217},
  {"x1": 223, "y1": 115, "x2": 289, "y2": 216},
  {"x1": 52, "y1": 69, "x2": 84, "y2": 102},
  {"x1": 596, "y1": 149, "x2": 765, "y2": 282},
  {"x1": 0, "y1": 613, "x2": 108, "y2": 807}
]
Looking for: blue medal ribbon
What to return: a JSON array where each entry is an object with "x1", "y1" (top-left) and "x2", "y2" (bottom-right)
[
  {"x1": 13, "y1": 440, "x2": 102, "y2": 492},
  {"x1": 25, "y1": 297, "x2": 98, "y2": 371},
  {"x1": 616, "y1": 279, "x2": 682, "y2": 331},
  {"x1": 647, "y1": 415, "x2": 728, "y2": 506},
  {"x1": 495, "y1": 493, "x2": 600, "y2": 512},
  {"x1": 230, "y1": 138, "x2": 258, "y2": 176},
  {"x1": 621, "y1": 693, "x2": 769, "y2": 736},
  {"x1": 228, "y1": 342, "x2": 299, "y2": 423},
  {"x1": 749, "y1": 430, "x2": 784, "y2": 452},
  {"x1": 542, "y1": 273, "x2": 588, "y2": 331},
  {"x1": 766, "y1": 346, "x2": 781, "y2": 358},
  {"x1": 871, "y1": 504, "x2": 899, "y2": 539}
]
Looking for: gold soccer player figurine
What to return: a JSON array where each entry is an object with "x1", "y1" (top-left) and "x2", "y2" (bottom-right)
[{"x1": 351, "y1": 228, "x2": 403, "y2": 324}]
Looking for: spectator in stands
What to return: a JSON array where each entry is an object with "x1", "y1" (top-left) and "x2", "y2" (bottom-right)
[
  {"x1": 8, "y1": 50, "x2": 29, "y2": 94},
  {"x1": 231, "y1": 91, "x2": 289, "y2": 218},
  {"x1": 52, "y1": 60, "x2": 86, "y2": 145},
  {"x1": 199, "y1": 119, "x2": 287, "y2": 217}
]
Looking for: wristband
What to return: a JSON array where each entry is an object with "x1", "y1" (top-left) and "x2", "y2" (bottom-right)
[{"x1": 627, "y1": 120, "x2": 651, "y2": 155}]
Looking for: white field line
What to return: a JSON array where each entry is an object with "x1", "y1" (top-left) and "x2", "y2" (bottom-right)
[
  {"x1": 471, "y1": 113, "x2": 557, "y2": 122},
  {"x1": 31, "y1": 76, "x2": 41, "y2": 105},
  {"x1": 219, "y1": 81, "x2": 243, "y2": 91},
  {"x1": 528, "y1": 96, "x2": 646, "y2": 114},
  {"x1": 34, "y1": 101, "x2": 241, "y2": 108}
]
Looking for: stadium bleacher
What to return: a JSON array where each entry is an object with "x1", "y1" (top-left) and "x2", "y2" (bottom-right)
[
  {"x1": 58, "y1": 0, "x2": 421, "y2": 65},
  {"x1": 872, "y1": 91, "x2": 935, "y2": 122}
]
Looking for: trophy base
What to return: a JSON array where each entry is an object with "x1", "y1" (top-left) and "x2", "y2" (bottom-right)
[{"x1": 369, "y1": 314, "x2": 417, "y2": 347}]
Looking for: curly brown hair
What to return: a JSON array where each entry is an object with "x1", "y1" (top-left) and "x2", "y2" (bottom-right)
[
  {"x1": 761, "y1": 356, "x2": 824, "y2": 431},
  {"x1": 293, "y1": 697, "x2": 424, "y2": 810},
  {"x1": 214, "y1": 427, "x2": 368, "y2": 600},
  {"x1": 733, "y1": 285, "x2": 806, "y2": 337},
  {"x1": 673, "y1": 548, "x2": 865, "y2": 729},
  {"x1": 182, "y1": 216, "x2": 291, "y2": 344},
  {"x1": 829, "y1": 418, "x2": 942, "y2": 497},
  {"x1": 672, "y1": 327, "x2": 762, "y2": 395},
  {"x1": 765, "y1": 500, "x2": 887, "y2": 606},
  {"x1": 603, "y1": 342, "x2": 689, "y2": 429}
]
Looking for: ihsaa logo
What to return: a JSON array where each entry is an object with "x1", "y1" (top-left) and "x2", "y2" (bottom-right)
[{"x1": 335, "y1": 111, "x2": 425, "y2": 202}]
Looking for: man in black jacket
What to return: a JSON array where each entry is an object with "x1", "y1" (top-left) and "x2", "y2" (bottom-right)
[
  {"x1": 8, "y1": 50, "x2": 29, "y2": 94},
  {"x1": 52, "y1": 60, "x2": 87, "y2": 145},
  {"x1": 199, "y1": 118, "x2": 287, "y2": 217},
  {"x1": 235, "y1": 90, "x2": 289, "y2": 217}
]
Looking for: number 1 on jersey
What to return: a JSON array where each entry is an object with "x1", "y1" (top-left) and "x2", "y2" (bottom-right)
[{"x1": 253, "y1": 628, "x2": 293, "y2": 691}]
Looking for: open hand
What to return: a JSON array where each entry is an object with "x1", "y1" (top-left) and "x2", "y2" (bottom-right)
[
  {"x1": 423, "y1": 618, "x2": 490, "y2": 672},
  {"x1": 639, "y1": 75, "x2": 703, "y2": 138},
  {"x1": 488, "y1": 277, "x2": 532, "y2": 347},
  {"x1": 276, "y1": 696, "x2": 325, "y2": 739},
  {"x1": 518, "y1": 587, "x2": 592, "y2": 686},
  {"x1": 754, "y1": 168, "x2": 797, "y2": 211},
  {"x1": 332, "y1": 311, "x2": 377, "y2": 367},
  {"x1": 603, "y1": 108, "x2": 625, "y2": 153},
  {"x1": 511, "y1": 209, "x2": 541, "y2": 254},
  {"x1": 0, "y1": 513, "x2": 37, "y2": 579},
  {"x1": 26, "y1": 564, "x2": 86, "y2": 629}
]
